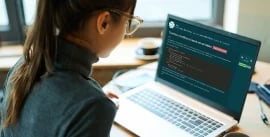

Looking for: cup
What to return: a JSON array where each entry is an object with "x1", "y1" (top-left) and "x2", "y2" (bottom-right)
[{"x1": 136, "y1": 38, "x2": 161, "y2": 56}]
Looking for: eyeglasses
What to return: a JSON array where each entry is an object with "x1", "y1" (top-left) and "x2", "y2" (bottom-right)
[{"x1": 108, "y1": 9, "x2": 143, "y2": 36}]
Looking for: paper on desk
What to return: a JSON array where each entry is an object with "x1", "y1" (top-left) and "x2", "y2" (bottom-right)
[{"x1": 114, "y1": 72, "x2": 153, "y2": 88}]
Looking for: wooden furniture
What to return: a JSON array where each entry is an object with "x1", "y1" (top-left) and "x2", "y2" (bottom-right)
[
  {"x1": 91, "y1": 38, "x2": 155, "y2": 86},
  {"x1": 0, "y1": 38, "x2": 155, "y2": 87},
  {"x1": 110, "y1": 61, "x2": 270, "y2": 137}
]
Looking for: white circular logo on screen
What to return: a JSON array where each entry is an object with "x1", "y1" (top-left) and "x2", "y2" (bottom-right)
[{"x1": 169, "y1": 21, "x2": 175, "y2": 29}]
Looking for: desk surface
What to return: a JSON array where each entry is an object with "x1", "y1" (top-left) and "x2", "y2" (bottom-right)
[
  {"x1": 110, "y1": 61, "x2": 270, "y2": 137},
  {"x1": 0, "y1": 38, "x2": 153, "y2": 71},
  {"x1": 0, "y1": 38, "x2": 155, "y2": 86}
]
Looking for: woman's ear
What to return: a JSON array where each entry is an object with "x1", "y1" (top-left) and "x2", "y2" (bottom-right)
[{"x1": 96, "y1": 11, "x2": 111, "y2": 35}]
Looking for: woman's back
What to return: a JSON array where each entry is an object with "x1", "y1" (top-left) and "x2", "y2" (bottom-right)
[{"x1": 1, "y1": 38, "x2": 116, "y2": 137}]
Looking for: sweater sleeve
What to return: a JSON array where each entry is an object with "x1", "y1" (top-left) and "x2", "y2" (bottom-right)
[{"x1": 65, "y1": 97, "x2": 117, "y2": 137}]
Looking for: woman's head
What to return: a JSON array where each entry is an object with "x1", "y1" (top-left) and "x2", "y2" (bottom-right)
[
  {"x1": 48, "y1": 0, "x2": 141, "y2": 57},
  {"x1": 53, "y1": 0, "x2": 137, "y2": 34}
]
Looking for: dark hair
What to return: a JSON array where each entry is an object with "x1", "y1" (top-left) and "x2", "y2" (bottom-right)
[{"x1": 2, "y1": 0, "x2": 136, "y2": 128}]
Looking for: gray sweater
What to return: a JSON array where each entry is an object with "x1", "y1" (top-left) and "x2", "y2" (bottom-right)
[{"x1": 0, "y1": 37, "x2": 116, "y2": 137}]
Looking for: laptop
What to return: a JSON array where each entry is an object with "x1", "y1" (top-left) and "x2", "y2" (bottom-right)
[{"x1": 114, "y1": 14, "x2": 261, "y2": 137}]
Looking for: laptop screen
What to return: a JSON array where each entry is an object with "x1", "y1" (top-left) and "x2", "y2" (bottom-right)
[{"x1": 156, "y1": 14, "x2": 261, "y2": 121}]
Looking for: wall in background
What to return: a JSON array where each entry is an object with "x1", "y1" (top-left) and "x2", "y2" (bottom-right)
[{"x1": 224, "y1": 0, "x2": 270, "y2": 62}]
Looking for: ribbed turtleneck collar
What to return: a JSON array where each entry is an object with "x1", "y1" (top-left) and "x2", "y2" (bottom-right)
[{"x1": 54, "y1": 37, "x2": 99, "y2": 77}]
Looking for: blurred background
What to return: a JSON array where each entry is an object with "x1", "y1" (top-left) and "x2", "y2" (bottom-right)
[{"x1": 0, "y1": 0, "x2": 269, "y2": 62}]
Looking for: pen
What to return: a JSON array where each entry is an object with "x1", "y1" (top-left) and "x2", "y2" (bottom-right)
[{"x1": 257, "y1": 84, "x2": 270, "y2": 95}]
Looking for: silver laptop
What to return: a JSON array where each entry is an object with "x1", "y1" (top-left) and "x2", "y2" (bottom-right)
[{"x1": 114, "y1": 14, "x2": 261, "y2": 137}]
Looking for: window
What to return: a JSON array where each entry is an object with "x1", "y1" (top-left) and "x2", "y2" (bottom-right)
[
  {"x1": 22, "y1": 0, "x2": 37, "y2": 26},
  {"x1": 136, "y1": 0, "x2": 212, "y2": 23},
  {"x1": 0, "y1": 0, "x2": 224, "y2": 43},
  {"x1": 0, "y1": 0, "x2": 24, "y2": 44},
  {"x1": 133, "y1": 0, "x2": 225, "y2": 37},
  {"x1": 0, "y1": 0, "x2": 9, "y2": 28}
]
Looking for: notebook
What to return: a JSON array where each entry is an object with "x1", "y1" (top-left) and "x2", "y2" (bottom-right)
[{"x1": 114, "y1": 14, "x2": 261, "y2": 137}]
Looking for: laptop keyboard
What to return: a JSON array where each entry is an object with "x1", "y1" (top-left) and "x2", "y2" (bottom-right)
[{"x1": 127, "y1": 89, "x2": 223, "y2": 137}]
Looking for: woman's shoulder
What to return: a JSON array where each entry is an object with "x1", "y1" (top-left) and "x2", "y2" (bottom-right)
[
  {"x1": 27, "y1": 71, "x2": 115, "y2": 116},
  {"x1": 36, "y1": 71, "x2": 107, "y2": 103}
]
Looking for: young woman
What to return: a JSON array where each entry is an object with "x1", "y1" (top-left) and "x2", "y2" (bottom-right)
[{"x1": 0, "y1": 0, "x2": 143, "y2": 136}]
